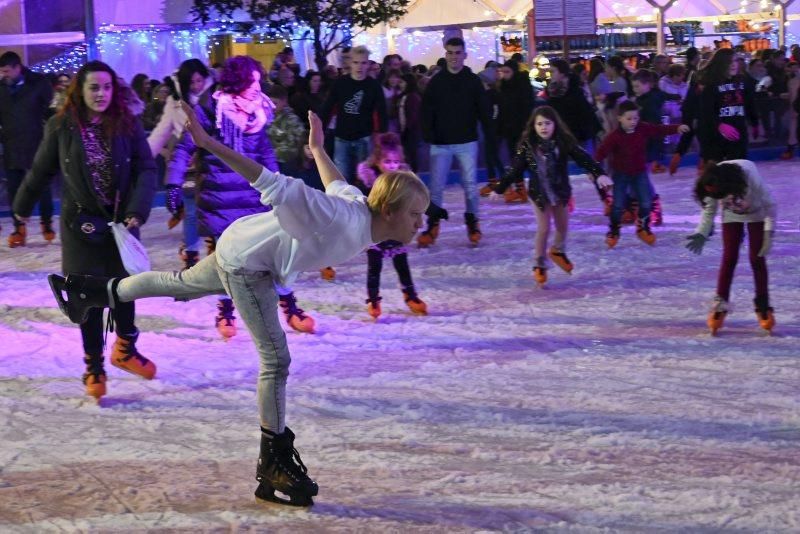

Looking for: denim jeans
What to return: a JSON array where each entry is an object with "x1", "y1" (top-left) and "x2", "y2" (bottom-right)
[
  {"x1": 333, "y1": 136, "x2": 371, "y2": 183},
  {"x1": 6, "y1": 168, "x2": 53, "y2": 222},
  {"x1": 182, "y1": 188, "x2": 202, "y2": 252},
  {"x1": 429, "y1": 141, "x2": 479, "y2": 216},
  {"x1": 116, "y1": 253, "x2": 290, "y2": 432},
  {"x1": 611, "y1": 171, "x2": 652, "y2": 227}
]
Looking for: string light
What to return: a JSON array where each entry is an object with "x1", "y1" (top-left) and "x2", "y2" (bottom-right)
[
  {"x1": 30, "y1": 18, "x2": 797, "y2": 78},
  {"x1": 392, "y1": 28, "x2": 504, "y2": 68},
  {"x1": 31, "y1": 44, "x2": 88, "y2": 74}
]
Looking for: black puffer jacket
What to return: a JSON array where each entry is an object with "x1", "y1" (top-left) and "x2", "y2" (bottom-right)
[
  {"x1": 498, "y1": 74, "x2": 533, "y2": 142},
  {"x1": 546, "y1": 74, "x2": 600, "y2": 142},
  {"x1": 13, "y1": 114, "x2": 156, "y2": 275},
  {"x1": 495, "y1": 136, "x2": 605, "y2": 210}
]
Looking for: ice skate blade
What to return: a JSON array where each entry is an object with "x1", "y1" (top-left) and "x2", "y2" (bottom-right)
[
  {"x1": 48, "y1": 274, "x2": 70, "y2": 318},
  {"x1": 48, "y1": 274, "x2": 88, "y2": 324},
  {"x1": 255, "y1": 483, "x2": 314, "y2": 507},
  {"x1": 110, "y1": 361, "x2": 156, "y2": 380}
]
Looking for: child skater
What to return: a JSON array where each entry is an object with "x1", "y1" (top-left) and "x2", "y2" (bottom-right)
[
  {"x1": 685, "y1": 160, "x2": 776, "y2": 335},
  {"x1": 356, "y1": 133, "x2": 427, "y2": 318},
  {"x1": 595, "y1": 100, "x2": 689, "y2": 248},
  {"x1": 47, "y1": 106, "x2": 430, "y2": 508},
  {"x1": 492, "y1": 106, "x2": 612, "y2": 286}
]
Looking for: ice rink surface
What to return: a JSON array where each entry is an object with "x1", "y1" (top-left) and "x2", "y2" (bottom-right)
[{"x1": 0, "y1": 161, "x2": 798, "y2": 532}]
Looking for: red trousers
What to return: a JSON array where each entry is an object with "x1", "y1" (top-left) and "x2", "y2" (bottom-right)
[{"x1": 716, "y1": 221, "x2": 769, "y2": 302}]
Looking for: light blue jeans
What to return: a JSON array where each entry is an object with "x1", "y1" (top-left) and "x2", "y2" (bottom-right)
[
  {"x1": 116, "y1": 253, "x2": 290, "y2": 433},
  {"x1": 333, "y1": 136, "x2": 371, "y2": 184},
  {"x1": 182, "y1": 189, "x2": 202, "y2": 252},
  {"x1": 429, "y1": 141, "x2": 479, "y2": 216},
  {"x1": 611, "y1": 171, "x2": 652, "y2": 228}
]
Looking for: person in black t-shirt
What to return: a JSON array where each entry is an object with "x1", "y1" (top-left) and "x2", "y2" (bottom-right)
[{"x1": 321, "y1": 45, "x2": 387, "y2": 183}]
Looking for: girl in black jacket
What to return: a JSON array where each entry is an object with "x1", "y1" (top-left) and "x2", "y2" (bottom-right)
[
  {"x1": 13, "y1": 61, "x2": 157, "y2": 402},
  {"x1": 493, "y1": 106, "x2": 611, "y2": 286}
]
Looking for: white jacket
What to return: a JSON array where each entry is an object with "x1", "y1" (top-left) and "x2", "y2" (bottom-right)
[
  {"x1": 215, "y1": 167, "x2": 374, "y2": 286},
  {"x1": 695, "y1": 160, "x2": 777, "y2": 236},
  {"x1": 147, "y1": 75, "x2": 215, "y2": 158}
]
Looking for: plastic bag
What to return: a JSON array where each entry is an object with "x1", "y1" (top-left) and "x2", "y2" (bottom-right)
[{"x1": 110, "y1": 222, "x2": 151, "y2": 275}]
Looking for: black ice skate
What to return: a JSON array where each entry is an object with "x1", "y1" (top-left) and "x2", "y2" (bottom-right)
[
  {"x1": 48, "y1": 274, "x2": 118, "y2": 324},
  {"x1": 255, "y1": 427, "x2": 318, "y2": 507}
]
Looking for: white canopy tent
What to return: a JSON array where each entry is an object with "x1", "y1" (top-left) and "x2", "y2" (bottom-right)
[
  {"x1": 6, "y1": 0, "x2": 799, "y2": 80},
  {"x1": 372, "y1": 0, "x2": 800, "y2": 69}
]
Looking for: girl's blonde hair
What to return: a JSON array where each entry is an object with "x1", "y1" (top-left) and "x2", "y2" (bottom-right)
[{"x1": 367, "y1": 171, "x2": 430, "y2": 214}]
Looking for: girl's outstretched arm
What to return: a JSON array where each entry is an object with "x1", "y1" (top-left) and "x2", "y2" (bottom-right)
[{"x1": 180, "y1": 101, "x2": 263, "y2": 183}]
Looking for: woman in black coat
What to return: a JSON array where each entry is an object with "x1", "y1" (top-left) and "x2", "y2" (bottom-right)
[
  {"x1": 13, "y1": 61, "x2": 157, "y2": 402},
  {"x1": 496, "y1": 60, "x2": 534, "y2": 202},
  {"x1": 546, "y1": 59, "x2": 602, "y2": 149}
]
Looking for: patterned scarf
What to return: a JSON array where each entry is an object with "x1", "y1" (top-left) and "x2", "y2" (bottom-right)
[
  {"x1": 81, "y1": 120, "x2": 114, "y2": 206},
  {"x1": 212, "y1": 90, "x2": 276, "y2": 152}
]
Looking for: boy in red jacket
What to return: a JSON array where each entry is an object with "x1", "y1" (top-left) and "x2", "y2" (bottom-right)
[{"x1": 595, "y1": 100, "x2": 689, "y2": 247}]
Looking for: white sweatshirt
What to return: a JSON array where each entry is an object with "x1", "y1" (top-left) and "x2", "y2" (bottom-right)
[
  {"x1": 215, "y1": 167, "x2": 374, "y2": 285},
  {"x1": 695, "y1": 160, "x2": 777, "y2": 236}
]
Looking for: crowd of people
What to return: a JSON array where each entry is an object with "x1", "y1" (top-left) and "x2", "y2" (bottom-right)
[{"x1": 0, "y1": 36, "x2": 787, "y2": 507}]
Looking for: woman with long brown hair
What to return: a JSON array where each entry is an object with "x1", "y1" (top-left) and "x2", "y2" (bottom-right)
[{"x1": 13, "y1": 60, "x2": 157, "y2": 402}]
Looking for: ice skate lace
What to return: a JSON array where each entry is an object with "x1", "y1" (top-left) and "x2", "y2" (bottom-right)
[
  {"x1": 271, "y1": 444, "x2": 309, "y2": 482},
  {"x1": 113, "y1": 334, "x2": 150, "y2": 366},
  {"x1": 288, "y1": 447, "x2": 309, "y2": 476},
  {"x1": 216, "y1": 302, "x2": 235, "y2": 322},
  {"x1": 280, "y1": 294, "x2": 307, "y2": 319},
  {"x1": 82, "y1": 355, "x2": 105, "y2": 382},
  {"x1": 402, "y1": 289, "x2": 419, "y2": 303}
]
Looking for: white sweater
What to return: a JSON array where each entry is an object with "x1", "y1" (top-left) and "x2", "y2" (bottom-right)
[
  {"x1": 695, "y1": 160, "x2": 777, "y2": 236},
  {"x1": 146, "y1": 76, "x2": 215, "y2": 158},
  {"x1": 215, "y1": 167, "x2": 374, "y2": 285}
]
